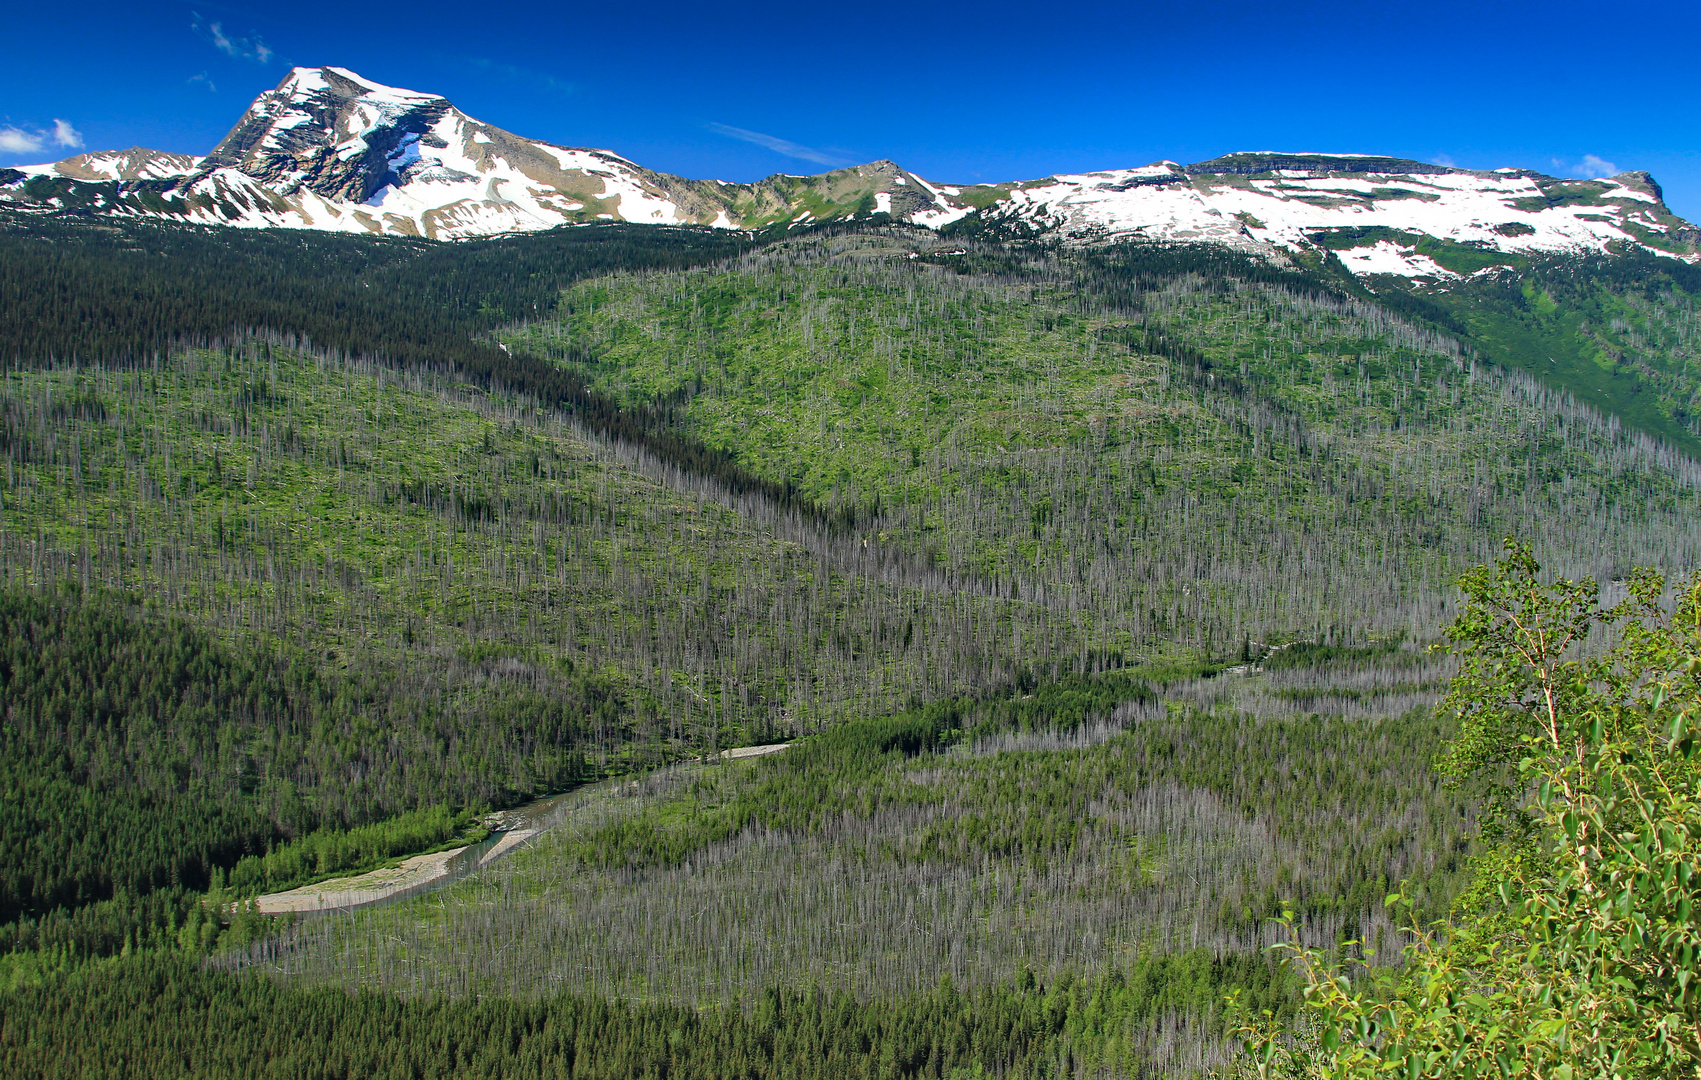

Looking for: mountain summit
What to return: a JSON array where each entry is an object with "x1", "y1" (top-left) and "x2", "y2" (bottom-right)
[
  {"x1": 0, "y1": 66, "x2": 964, "y2": 239},
  {"x1": 4, "y1": 66, "x2": 1696, "y2": 276},
  {"x1": 187, "y1": 65, "x2": 740, "y2": 233}
]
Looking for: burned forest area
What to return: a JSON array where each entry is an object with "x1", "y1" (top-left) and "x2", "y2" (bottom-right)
[{"x1": 3, "y1": 212, "x2": 1700, "y2": 1079}]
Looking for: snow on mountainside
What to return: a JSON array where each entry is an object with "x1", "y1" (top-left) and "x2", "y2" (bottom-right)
[
  {"x1": 186, "y1": 66, "x2": 723, "y2": 235},
  {"x1": 13, "y1": 147, "x2": 202, "y2": 182},
  {"x1": 0, "y1": 67, "x2": 948, "y2": 240},
  {"x1": 967, "y1": 153, "x2": 1700, "y2": 276},
  {"x1": 2, "y1": 69, "x2": 1696, "y2": 278}
]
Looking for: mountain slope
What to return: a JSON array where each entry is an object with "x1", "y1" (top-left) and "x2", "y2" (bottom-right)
[
  {"x1": 3, "y1": 203, "x2": 1701, "y2": 1079},
  {"x1": 0, "y1": 67, "x2": 958, "y2": 240},
  {"x1": 507, "y1": 230, "x2": 1701, "y2": 652},
  {"x1": 1393, "y1": 252, "x2": 1701, "y2": 451},
  {"x1": 24, "y1": 147, "x2": 201, "y2": 182},
  {"x1": 3, "y1": 67, "x2": 1696, "y2": 274},
  {"x1": 958, "y1": 153, "x2": 1699, "y2": 275}
]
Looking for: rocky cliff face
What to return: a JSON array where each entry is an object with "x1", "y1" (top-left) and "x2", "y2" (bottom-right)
[
  {"x1": 201, "y1": 66, "x2": 454, "y2": 204},
  {"x1": 3, "y1": 66, "x2": 1696, "y2": 277}
]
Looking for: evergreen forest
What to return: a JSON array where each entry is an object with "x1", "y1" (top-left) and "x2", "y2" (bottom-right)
[{"x1": 1, "y1": 207, "x2": 1698, "y2": 1077}]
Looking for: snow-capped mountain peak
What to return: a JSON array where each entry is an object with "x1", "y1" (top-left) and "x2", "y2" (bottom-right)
[
  {"x1": 204, "y1": 66, "x2": 463, "y2": 204},
  {"x1": 3, "y1": 68, "x2": 1696, "y2": 277}
]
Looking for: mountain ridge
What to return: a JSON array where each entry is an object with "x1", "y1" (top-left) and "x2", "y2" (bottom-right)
[{"x1": 4, "y1": 65, "x2": 1697, "y2": 278}]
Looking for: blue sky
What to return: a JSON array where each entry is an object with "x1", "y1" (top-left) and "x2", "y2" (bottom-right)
[{"x1": 3, "y1": 0, "x2": 1699, "y2": 218}]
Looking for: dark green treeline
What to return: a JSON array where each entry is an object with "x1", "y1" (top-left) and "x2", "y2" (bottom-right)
[
  {"x1": 0, "y1": 951, "x2": 1293, "y2": 1080},
  {"x1": 0, "y1": 587, "x2": 607, "y2": 932}
]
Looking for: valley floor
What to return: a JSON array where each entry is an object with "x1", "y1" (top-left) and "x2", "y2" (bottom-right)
[
  {"x1": 254, "y1": 748, "x2": 793, "y2": 915},
  {"x1": 254, "y1": 847, "x2": 475, "y2": 915}
]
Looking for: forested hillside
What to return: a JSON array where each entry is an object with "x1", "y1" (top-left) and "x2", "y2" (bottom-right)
[
  {"x1": 1373, "y1": 252, "x2": 1701, "y2": 454},
  {"x1": 0, "y1": 214, "x2": 815, "y2": 514},
  {"x1": 510, "y1": 231, "x2": 1701, "y2": 650},
  {"x1": 0, "y1": 337, "x2": 1094, "y2": 954},
  {"x1": 239, "y1": 654, "x2": 1466, "y2": 996},
  {"x1": 2, "y1": 211, "x2": 1699, "y2": 1077}
]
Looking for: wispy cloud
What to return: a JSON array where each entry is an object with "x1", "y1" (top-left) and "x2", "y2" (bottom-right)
[
  {"x1": 1555, "y1": 153, "x2": 1620, "y2": 178},
  {"x1": 0, "y1": 127, "x2": 43, "y2": 155},
  {"x1": 188, "y1": 71, "x2": 218, "y2": 93},
  {"x1": 0, "y1": 118, "x2": 83, "y2": 157},
  {"x1": 1573, "y1": 153, "x2": 1619, "y2": 178},
  {"x1": 191, "y1": 12, "x2": 272, "y2": 63},
  {"x1": 707, "y1": 123, "x2": 848, "y2": 167},
  {"x1": 466, "y1": 58, "x2": 574, "y2": 96}
]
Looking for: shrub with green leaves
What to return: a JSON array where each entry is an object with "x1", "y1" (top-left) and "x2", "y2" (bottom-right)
[{"x1": 1236, "y1": 541, "x2": 1701, "y2": 1078}]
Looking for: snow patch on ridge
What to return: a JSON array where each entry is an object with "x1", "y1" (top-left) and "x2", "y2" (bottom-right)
[{"x1": 1334, "y1": 241, "x2": 1455, "y2": 278}]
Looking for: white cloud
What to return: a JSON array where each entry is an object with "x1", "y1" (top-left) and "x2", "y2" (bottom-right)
[
  {"x1": 0, "y1": 127, "x2": 44, "y2": 155},
  {"x1": 188, "y1": 72, "x2": 218, "y2": 92},
  {"x1": 52, "y1": 119, "x2": 83, "y2": 149},
  {"x1": 1574, "y1": 154, "x2": 1619, "y2": 178},
  {"x1": 707, "y1": 123, "x2": 848, "y2": 168},
  {"x1": 0, "y1": 119, "x2": 86, "y2": 159},
  {"x1": 191, "y1": 13, "x2": 272, "y2": 63}
]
